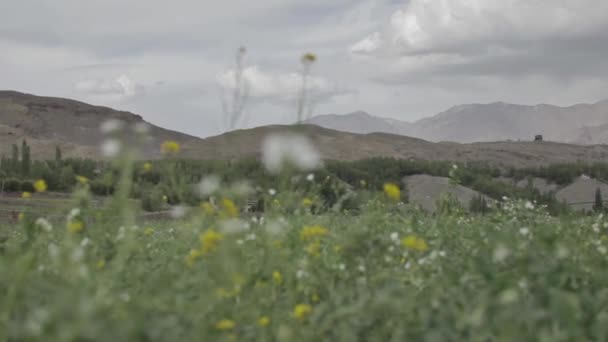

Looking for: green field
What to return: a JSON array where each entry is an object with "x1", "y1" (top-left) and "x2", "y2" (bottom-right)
[{"x1": 2, "y1": 181, "x2": 608, "y2": 341}]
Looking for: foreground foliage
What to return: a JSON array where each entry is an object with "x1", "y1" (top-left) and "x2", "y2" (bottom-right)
[{"x1": 2, "y1": 192, "x2": 608, "y2": 341}]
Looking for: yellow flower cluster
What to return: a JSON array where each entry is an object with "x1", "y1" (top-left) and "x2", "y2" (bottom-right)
[
  {"x1": 272, "y1": 271, "x2": 283, "y2": 286},
  {"x1": 200, "y1": 229, "x2": 224, "y2": 254},
  {"x1": 215, "y1": 319, "x2": 235, "y2": 331},
  {"x1": 383, "y1": 183, "x2": 401, "y2": 201},
  {"x1": 221, "y1": 198, "x2": 239, "y2": 218},
  {"x1": 200, "y1": 201, "x2": 215, "y2": 215},
  {"x1": 22, "y1": 192, "x2": 32, "y2": 199},
  {"x1": 302, "y1": 198, "x2": 314, "y2": 207},
  {"x1": 293, "y1": 304, "x2": 313, "y2": 320},
  {"x1": 402, "y1": 235, "x2": 429, "y2": 252},
  {"x1": 185, "y1": 249, "x2": 203, "y2": 267},
  {"x1": 34, "y1": 179, "x2": 48, "y2": 193},
  {"x1": 143, "y1": 162, "x2": 153, "y2": 172},
  {"x1": 184, "y1": 229, "x2": 225, "y2": 266},
  {"x1": 258, "y1": 316, "x2": 270, "y2": 327},
  {"x1": 144, "y1": 227, "x2": 155, "y2": 236},
  {"x1": 161, "y1": 140, "x2": 181, "y2": 155},
  {"x1": 305, "y1": 240, "x2": 322, "y2": 257},
  {"x1": 76, "y1": 175, "x2": 89, "y2": 185},
  {"x1": 67, "y1": 220, "x2": 85, "y2": 234},
  {"x1": 300, "y1": 225, "x2": 328, "y2": 241}
]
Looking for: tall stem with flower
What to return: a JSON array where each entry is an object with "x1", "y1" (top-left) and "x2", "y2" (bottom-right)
[
  {"x1": 221, "y1": 47, "x2": 250, "y2": 131},
  {"x1": 296, "y1": 53, "x2": 317, "y2": 124}
]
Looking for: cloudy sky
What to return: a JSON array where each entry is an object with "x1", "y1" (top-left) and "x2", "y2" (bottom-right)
[{"x1": 2, "y1": 0, "x2": 608, "y2": 137}]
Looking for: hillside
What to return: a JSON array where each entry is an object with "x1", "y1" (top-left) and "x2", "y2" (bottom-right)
[
  {"x1": 306, "y1": 100, "x2": 608, "y2": 144},
  {"x1": 0, "y1": 90, "x2": 201, "y2": 159},
  {"x1": 185, "y1": 125, "x2": 608, "y2": 168},
  {"x1": 3, "y1": 91, "x2": 608, "y2": 167}
]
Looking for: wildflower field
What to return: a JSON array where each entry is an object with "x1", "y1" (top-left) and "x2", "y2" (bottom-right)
[{"x1": 2, "y1": 177, "x2": 608, "y2": 341}]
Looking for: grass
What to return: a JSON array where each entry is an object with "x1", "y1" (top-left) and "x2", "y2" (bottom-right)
[{"x1": 2, "y1": 182, "x2": 608, "y2": 341}]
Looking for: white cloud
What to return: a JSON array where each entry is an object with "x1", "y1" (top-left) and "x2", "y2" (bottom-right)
[
  {"x1": 216, "y1": 66, "x2": 350, "y2": 103},
  {"x1": 353, "y1": 0, "x2": 608, "y2": 56},
  {"x1": 75, "y1": 75, "x2": 144, "y2": 102}
]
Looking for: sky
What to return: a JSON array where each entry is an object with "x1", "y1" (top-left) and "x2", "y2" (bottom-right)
[{"x1": 1, "y1": 0, "x2": 608, "y2": 138}]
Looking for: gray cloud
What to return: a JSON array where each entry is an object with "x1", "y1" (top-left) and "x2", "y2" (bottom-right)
[{"x1": 1, "y1": 0, "x2": 607, "y2": 137}]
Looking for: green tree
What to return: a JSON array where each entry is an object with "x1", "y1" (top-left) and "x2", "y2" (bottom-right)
[
  {"x1": 10, "y1": 144, "x2": 19, "y2": 174},
  {"x1": 21, "y1": 139, "x2": 31, "y2": 177},
  {"x1": 593, "y1": 188, "x2": 604, "y2": 212},
  {"x1": 55, "y1": 145, "x2": 62, "y2": 168}
]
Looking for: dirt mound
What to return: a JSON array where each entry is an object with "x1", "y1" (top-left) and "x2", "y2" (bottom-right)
[{"x1": 403, "y1": 174, "x2": 490, "y2": 213}]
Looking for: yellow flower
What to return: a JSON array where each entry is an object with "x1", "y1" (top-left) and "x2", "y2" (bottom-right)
[
  {"x1": 383, "y1": 183, "x2": 400, "y2": 201},
  {"x1": 272, "y1": 240, "x2": 283, "y2": 249},
  {"x1": 162, "y1": 195, "x2": 168, "y2": 202},
  {"x1": 161, "y1": 140, "x2": 181, "y2": 155},
  {"x1": 402, "y1": 235, "x2": 429, "y2": 252},
  {"x1": 18, "y1": 212, "x2": 25, "y2": 221},
  {"x1": 67, "y1": 220, "x2": 84, "y2": 234},
  {"x1": 185, "y1": 249, "x2": 202, "y2": 267},
  {"x1": 144, "y1": 227, "x2": 155, "y2": 236},
  {"x1": 201, "y1": 202, "x2": 215, "y2": 215},
  {"x1": 221, "y1": 198, "x2": 239, "y2": 218},
  {"x1": 302, "y1": 198, "x2": 314, "y2": 207},
  {"x1": 215, "y1": 319, "x2": 236, "y2": 331},
  {"x1": 200, "y1": 229, "x2": 224, "y2": 254},
  {"x1": 293, "y1": 304, "x2": 312, "y2": 320},
  {"x1": 75, "y1": 175, "x2": 89, "y2": 185},
  {"x1": 22, "y1": 191, "x2": 32, "y2": 199},
  {"x1": 272, "y1": 271, "x2": 283, "y2": 286},
  {"x1": 305, "y1": 240, "x2": 322, "y2": 257},
  {"x1": 215, "y1": 288, "x2": 234, "y2": 299},
  {"x1": 300, "y1": 225, "x2": 328, "y2": 241},
  {"x1": 143, "y1": 162, "x2": 153, "y2": 172},
  {"x1": 96, "y1": 259, "x2": 106, "y2": 270},
  {"x1": 302, "y1": 53, "x2": 317, "y2": 64},
  {"x1": 258, "y1": 316, "x2": 270, "y2": 327},
  {"x1": 34, "y1": 179, "x2": 48, "y2": 193}
]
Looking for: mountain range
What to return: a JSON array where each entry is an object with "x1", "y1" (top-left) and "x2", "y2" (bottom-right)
[
  {"x1": 2, "y1": 90, "x2": 608, "y2": 168},
  {"x1": 305, "y1": 100, "x2": 608, "y2": 144}
]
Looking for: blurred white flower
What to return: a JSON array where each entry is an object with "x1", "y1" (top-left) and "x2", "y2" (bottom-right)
[
  {"x1": 262, "y1": 133, "x2": 321, "y2": 173},
  {"x1": 48, "y1": 243, "x2": 60, "y2": 260},
  {"x1": 196, "y1": 175, "x2": 221, "y2": 196},
  {"x1": 133, "y1": 122, "x2": 151, "y2": 134},
  {"x1": 100, "y1": 119, "x2": 125, "y2": 134},
  {"x1": 306, "y1": 173, "x2": 315, "y2": 181},
  {"x1": 519, "y1": 227, "x2": 530, "y2": 236},
  {"x1": 338, "y1": 263, "x2": 346, "y2": 271},
  {"x1": 170, "y1": 206, "x2": 188, "y2": 219},
  {"x1": 231, "y1": 180, "x2": 253, "y2": 196},
  {"x1": 493, "y1": 245, "x2": 511, "y2": 262},
  {"x1": 390, "y1": 232, "x2": 399, "y2": 242},
  {"x1": 268, "y1": 188, "x2": 277, "y2": 196},
  {"x1": 35, "y1": 218, "x2": 53, "y2": 232},
  {"x1": 524, "y1": 201, "x2": 534, "y2": 210},
  {"x1": 265, "y1": 219, "x2": 287, "y2": 235},
  {"x1": 80, "y1": 238, "x2": 90, "y2": 247},
  {"x1": 220, "y1": 219, "x2": 248, "y2": 235},
  {"x1": 100, "y1": 139, "x2": 122, "y2": 157}
]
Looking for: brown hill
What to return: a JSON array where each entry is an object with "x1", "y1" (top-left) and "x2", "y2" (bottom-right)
[
  {"x1": 3, "y1": 91, "x2": 608, "y2": 167},
  {"x1": 184, "y1": 125, "x2": 608, "y2": 167},
  {"x1": 0, "y1": 90, "x2": 200, "y2": 159}
]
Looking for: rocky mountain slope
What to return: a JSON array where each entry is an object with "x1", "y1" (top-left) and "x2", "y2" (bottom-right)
[
  {"x1": 3, "y1": 91, "x2": 608, "y2": 167},
  {"x1": 0, "y1": 90, "x2": 201, "y2": 159},
  {"x1": 306, "y1": 100, "x2": 608, "y2": 144}
]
